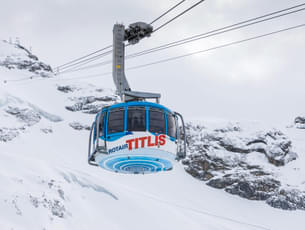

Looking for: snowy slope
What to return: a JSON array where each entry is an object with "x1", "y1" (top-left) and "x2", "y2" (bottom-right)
[{"x1": 0, "y1": 41, "x2": 304, "y2": 230}]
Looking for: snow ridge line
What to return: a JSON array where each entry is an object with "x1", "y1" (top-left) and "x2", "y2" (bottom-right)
[
  {"x1": 136, "y1": 193, "x2": 271, "y2": 230},
  {"x1": 97, "y1": 177, "x2": 272, "y2": 230}
]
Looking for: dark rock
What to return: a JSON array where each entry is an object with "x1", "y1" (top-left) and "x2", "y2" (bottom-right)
[
  {"x1": 183, "y1": 154, "x2": 231, "y2": 181},
  {"x1": 41, "y1": 128, "x2": 53, "y2": 134},
  {"x1": 65, "y1": 104, "x2": 82, "y2": 112},
  {"x1": 82, "y1": 104, "x2": 103, "y2": 114},
  {"x1": 96, "y1": 96, "x2": 117, "y2": 102},
  {"x1": 0, "y1": 43, "x2": 53, "y2": 75},
  {"x1": 65, "y1": 95, "x2": 117, "y2": 114},
  {"x1": 218, "y1": 140, "x2": 250, "y2": 154},
  {"x1": 294, "y1": 116, "x2": 305, "y2": 129},
  {"x1": 214, "y1": 125, "x2": 241, "y2": 133},
  {"x1": 267, "y1": 189, "x2": 305, "y2": 210},
  {"x1": 57, "y1": 85, "x2": 75, "y2": 93},
  {"x1": 0, "y1": 128, "x2": 20, "y2": 142},
  {"x1": 50, "y1": 200, "x2": 66, "y2": 218},
  {"x1": 247, "y1": 139, "x2": 267, "y2": 146},
  {"x1": 182, "y1": 122, "x2": 300, "y2": 211},
  {"x1": 250, "y1": 170, "x2": 270, "y2": 176},
  {"x1": 266, "y1": 195, "x2": 297, "y2": 210},
  {"x1": 207, "y1": 177, "x2": 237, "y2": 189},
  {"x1": 295, "y1": 116, "x2": 305, "y2": 125},
  {"x1": 69, "y1": 122, "x2": 91, "y2": 131},
  {"x1": 5, "y1": 106, "x2": 41, "y2": 126},
  {"x1": 225, "y1": 178, "x2": 280, "y2": 200}
]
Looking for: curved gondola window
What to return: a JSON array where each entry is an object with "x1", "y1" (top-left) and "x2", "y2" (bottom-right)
[
  {"x1": 127, "y1": 106, "x2": 146, "y2": 131},
  {"x1": 167, "y1": 112, "x2": 177, "y2": 138},
  {"x1": 149, "y1": 108, "x2": 165, "y2": 134},
  {"x1": 107, "y1": 108, "x2": 125, "y2": 134},
  {"x1": 99, "y1": 112, "x2": 105, "y2": 137}
]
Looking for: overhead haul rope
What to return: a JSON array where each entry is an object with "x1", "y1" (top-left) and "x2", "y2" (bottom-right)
[
  {"x1": 126, "y1": 5, "x2": 305, "y2": 59},
  {"x1": 153, "y1": 0, "x2": 206, "y2": 33},
  {"x1": 55, "y1": 44, "x2": 112, "y2": 71},
  {"x1": 56, "y1": 0, "x2": 204, "y2": 75},
  {"x1": 54, "y1": 2, "x2": 305, "y2": 75},
  {"x1": 125, "y1": 23, "x2": 305, "y2": 71},
  {"x1": 149, "y1": 0, "x2": 186, "y2": 25},
  {"x1": 56, "y1": 4, "x2": 305, "y2": 75},
  {"x1": 55, "y1": 0, "x2": 191, "y2": 74},
  {"x1": 6, "y1": 22, "x2": 304, "y2": 84},
  {"x1": 56, "y1": 49, "x2": 113, "y2": 74}
]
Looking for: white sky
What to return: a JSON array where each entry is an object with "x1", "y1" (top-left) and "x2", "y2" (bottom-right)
[{"x1": 1, "y1": 0, "x2": 305, "y2": 124}]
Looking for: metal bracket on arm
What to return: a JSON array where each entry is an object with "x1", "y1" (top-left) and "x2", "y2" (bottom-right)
[
  {"x1": 123, "y1": 90, "x2": 160, "y2": 103},
  {"x1": 113, "y1": 22, "x2": 160, "y2": 103},
  {"x1": 125, "y1": 22, "x2": 153, "y2": 45}
]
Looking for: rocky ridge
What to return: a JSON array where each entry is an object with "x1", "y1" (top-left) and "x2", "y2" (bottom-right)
[
  {"x1": 0, "y1": 40, "x2": 52, "y2": 78},
  {"x1": 182, "y1": 122, "x2": 304, "y2": 210},
  {"x1": 294, "y1": 116, "x2": 305, "y2": 129}
]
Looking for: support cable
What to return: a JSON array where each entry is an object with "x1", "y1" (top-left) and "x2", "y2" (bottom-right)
[
  {"x1": 153, "y1": 0, "x2": 206, "y2": 33},
  {"x1": 9, "y1": 22, "x2": 303, "y2": 84},
  {"x1": 150, "y1": 0, "x2": 186, "y2": 25},
  {"x1": 56, "y1": 50, "x2": 112, "y2": 73},
  {"x1": 55, "y1": 44, "x2": 112, "y2": 70},
  {"x1": 56, "y1": 4, "x2": 305, "y2": 75}
]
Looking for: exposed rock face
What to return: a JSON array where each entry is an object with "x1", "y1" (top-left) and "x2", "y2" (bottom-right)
[
  {"x1": 294, "y1": 116, "x2": 305, "y2": 129},
  {"x1": 57, "y1": 85, "x2": 76, "y2": 93},
  {"x1": 5, "y1": 106, "x2": 41, "y2": 126},
  {"x1": 0, "y1": 128, "x2": 20, "y2": 142},
  {"x1": 224, "y1": 177, "x2": 280, "y2": 200},
  {"x1": 0, "y1": 41, "x2": 53, "y2": 77},
  {"x1": 266, "y1": 189, "x2": 305, "y2": 210},
  {"x1": 58, "y1": 84, "x2": 119, "y2": 114},
  {"x1": 0, "y1": 106, "x2": 41, "y2": 142},
  {"x1": 69, "y1": 122, "x2": 91, "y2": 131},
  {"x1": 0, "y1": 93, "x2": 62, "y2": 142},
  {"x1": 182, "y1": 122, "x2": 302, "y2": 211},
  {"x1": 65, "y1": 96, "x2": 118, "y2": 114}
]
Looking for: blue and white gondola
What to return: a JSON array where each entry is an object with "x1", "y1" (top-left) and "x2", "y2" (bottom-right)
[{"x1": 88, "y1": 101, "x2": 186, "y2": 174}]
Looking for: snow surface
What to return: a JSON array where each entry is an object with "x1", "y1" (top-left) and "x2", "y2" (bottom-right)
[{"x1": 0, "y1": 41, "x2": 304, "y2": 230}]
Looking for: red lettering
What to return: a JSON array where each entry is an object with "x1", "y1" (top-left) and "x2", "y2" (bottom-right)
[
  {"x1": 139, "y1": 136, "x2": 148, "y2": 148},
  {"x1": 126, "y1": 135, "x2": 166, "y2": 150},
  {"x1": 158, "y1": 134, "x2": 166, "y2": 146},
  {"x1": 147, "y1": 136, "x2": 155, "y2": 147},
  {"x1": 154, "y1": 135, "x2": 159, "y2": 145},
  {"x1": 126, "y1": 139, "x2": 135, "y2": 150}
]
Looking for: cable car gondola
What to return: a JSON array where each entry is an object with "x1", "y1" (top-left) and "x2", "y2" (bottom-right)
[
  {"x1": 88, "y1": 22, "x2": 186, "y2": 174},
  {"x1": 88, "y1": 101, "x2": 186, "y2": 174}
]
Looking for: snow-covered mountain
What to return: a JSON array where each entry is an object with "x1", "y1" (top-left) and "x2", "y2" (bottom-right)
[{"x1": 0, "y1": 40, "x2": 304, "y2": 230}]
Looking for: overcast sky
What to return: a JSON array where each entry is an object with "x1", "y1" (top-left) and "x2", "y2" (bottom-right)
[{"x1": 1, "y1": 0, "x2": 305, "y2": 124}]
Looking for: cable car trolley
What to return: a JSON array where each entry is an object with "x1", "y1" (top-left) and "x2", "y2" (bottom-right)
[{"x1": 88, "y1": 22, "x2": 186, "y2": 174}]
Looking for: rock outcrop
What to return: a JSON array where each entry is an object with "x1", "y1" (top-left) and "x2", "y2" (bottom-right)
[
  {"x1": 0, "y1": 40, "x2": 53, "y2": 78},
  {"x1": 294, "y1": 116, "x2": 305, "y2": 129},
  {"x1": 182, "y1": 122, "x2": 303, "y2": 211}
]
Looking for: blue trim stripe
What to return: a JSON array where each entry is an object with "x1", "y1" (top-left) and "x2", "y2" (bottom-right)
[
  {"x1": 165, "y1": 112, "x2": 168, "y2": 136},
  {"x1": 146, "y1": 106, "x2": 149, "y2": 131},
  {"x1": 97, "y1": 101, "x2": 177, "y2": 141},
  {"x1": 104, "y1": 101, "x2": 173, "y2": 113},
  {"x1": 124, "y1": 106, "x2": 128, "y2": 131},
  {"x1": 105, "y1": 110, "x2": 109, "y2": 137},
  {"x1": 98, "y1": 154, "x2": 173, "y2": 174}
]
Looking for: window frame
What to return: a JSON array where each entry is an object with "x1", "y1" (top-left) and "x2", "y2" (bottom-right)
[
  {"x1": 148, "y1": 107, "x2": 166, "y2": 135},
  {"x1": 99, "y1": 111, "x2": 106, "y2": 138},
  {"x1": 106, "y1": 107, "x2": 125, "y2": 136},
  {"x1": 127, "y1": 106, "x2": 147, "y2": 132},
  {"x1": 166, "y1": 112, "x2": 177, "y2": 139}
]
